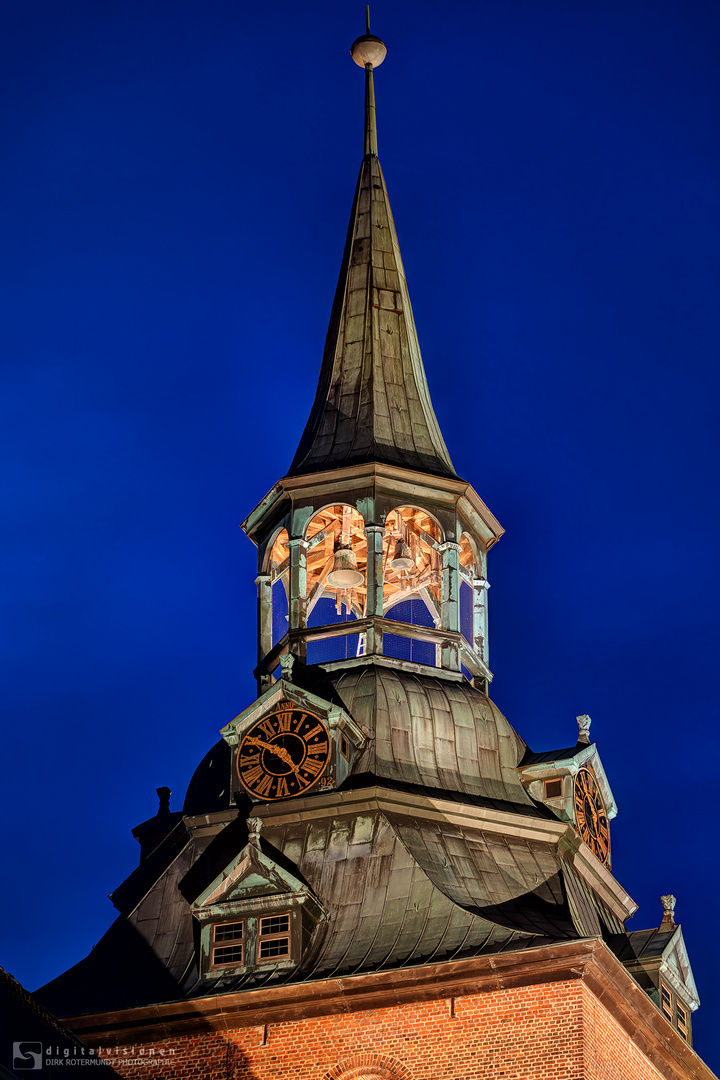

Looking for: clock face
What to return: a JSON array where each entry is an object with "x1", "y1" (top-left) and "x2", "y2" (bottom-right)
[
  {"x1": 573, "y1": 766, "x2": 610, "y2": 865},
  {"x1": 237, "y1": 702, "x2": 331, "y2": 801}
]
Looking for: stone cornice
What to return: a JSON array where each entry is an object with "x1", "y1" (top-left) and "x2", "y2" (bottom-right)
[
  {"x1": 241, "y1": 463, "x2": 504, "y2": 548},
  {"x1": 62, "y1": 940, "x2": 717, "y2": 1080}
]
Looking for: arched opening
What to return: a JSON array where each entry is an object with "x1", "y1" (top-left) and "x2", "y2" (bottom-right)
[
  {"x1": 383, "y1": 507, "x2": 442, "y2": 667},
  {"x1": 268, "y1": 528, "x2": 289, "y2": 648},
  {"x1": 324, "y1": 1056, "x2": 413, "y2": 1080},
  {"x1": 459, "y1": 533, "x2": 476, "y2": 648},
  {"x1": 305, "y1": 505, "x2": 367, "y2": 664}
]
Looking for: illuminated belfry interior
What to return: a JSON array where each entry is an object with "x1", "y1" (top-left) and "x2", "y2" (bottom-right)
[{"x1": 245, "y1": 30, "x2": 501, "y2": 696}]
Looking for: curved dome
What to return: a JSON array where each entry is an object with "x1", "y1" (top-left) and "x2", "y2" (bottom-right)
[
  {"x1": 319, "y1": 665, "x2": 532, "y2": 806},
  {"x1": 183, "y1": 739, "x2": 233, "y2": 815}
]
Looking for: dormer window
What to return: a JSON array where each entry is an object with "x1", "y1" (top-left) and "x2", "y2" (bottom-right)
[
  {"x1": 677, "y1": 1002, "x2": 688, "y2": 1040},
  {"x1": 258, "y1": 913, "x2": 290, "y2": 960},
  {"x1": 544, "y1": 779, "x2": 562, "y2": 798},
  {"x1": 211, "y1": 920, "x2": 244, "y2": 967},
  {"x1": 202, "y1": 906, "x2": 304, "y2": 976},
  {"x1": 660, "y1": 981, "x2": 690, "y2": 1041}
]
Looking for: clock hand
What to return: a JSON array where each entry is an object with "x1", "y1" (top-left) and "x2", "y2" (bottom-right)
[{"x1": 244, "y1": 734, "x2": 302, "y2": 776}]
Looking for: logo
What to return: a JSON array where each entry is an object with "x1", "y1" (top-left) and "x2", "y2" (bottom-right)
[{"x1": 13, "y1": 1043, "x2": 43, "y2": 1070}]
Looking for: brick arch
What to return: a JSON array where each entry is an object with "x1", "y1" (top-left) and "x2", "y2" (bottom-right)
[{"x1": 323, "y1": 1054, "x2": 413, "y2": 1080}]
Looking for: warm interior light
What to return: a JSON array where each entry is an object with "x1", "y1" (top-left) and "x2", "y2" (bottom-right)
[
  {"x1": 389, "y1": 539, "x2": 414, "y2": 572},
  {"x1": 327, "y1": 545, "x2": 364, "y2": 588}
]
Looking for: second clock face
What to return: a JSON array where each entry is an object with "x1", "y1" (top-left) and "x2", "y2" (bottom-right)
[
  {"x1": 573, "y1": 766, "x2": 610, "y2": 865},
  {"x1": 237, "y1": 702, "x2": 331, "y2": 801}
]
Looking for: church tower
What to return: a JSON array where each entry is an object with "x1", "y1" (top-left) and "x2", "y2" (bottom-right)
[{"x1": 36, "y1": 23, "x2": 712, "y2": 1080}]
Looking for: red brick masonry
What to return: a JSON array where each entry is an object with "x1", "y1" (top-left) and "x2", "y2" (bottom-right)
[{"x1": 66, "y1": 941, "x2": 715, "y2": 1080}]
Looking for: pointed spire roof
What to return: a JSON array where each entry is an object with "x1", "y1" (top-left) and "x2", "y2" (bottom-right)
[{"x1": 288, "y1": 31, "x2": 457, "y2": 481}]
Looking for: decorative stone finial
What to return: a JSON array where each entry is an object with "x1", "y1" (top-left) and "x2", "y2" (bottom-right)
[
  {"x1": 279, "y1": 652, "x2": 295, "y2": 681},
  {"x1": 156, "y1": 786, "x2": 171, "y2": 815},
  {"x1": 247, "y1": 817, "x2": 263, "y2": 846},
  {"x1": 576, "y1": 715, "x2": 592, "y2": 745},
  {"x1": 660, "y1": 894, "x2": 677, "y2": 930}
]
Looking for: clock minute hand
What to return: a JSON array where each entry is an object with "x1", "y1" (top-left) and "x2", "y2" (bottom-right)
[{"x1": 245, "y1": 734, "x2": 302, "y2": 775}]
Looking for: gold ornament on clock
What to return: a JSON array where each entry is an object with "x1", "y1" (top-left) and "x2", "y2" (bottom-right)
[
  {"x1": 573, "y1": 766, "x2": 610, "y2": 865},
  {"x1": 237, "y1": 702, "x2": 331, "y2": 801}
]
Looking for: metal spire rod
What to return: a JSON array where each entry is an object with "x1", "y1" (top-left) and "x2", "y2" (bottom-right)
[
  {"x1": 350, "y1": 11, "x2": 387, "y2": 158},
  {"x1": 364, "y1": 63, "x2": 378, "y2": 156}
]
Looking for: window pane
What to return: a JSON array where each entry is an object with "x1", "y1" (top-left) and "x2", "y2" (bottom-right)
[
  {"x1": 259, "y1": 937, "x2": 290, "y2": 958},
  {"x1": 213, "y1": 944, "x2": 243, "y2": 964},
  {"x1": 215, "y1": 921, "x2": 243, "y2": 941},
  {"x1": 260, "y1": 914, "x2": 289, "y2": 936},
  {"x1": 661, "y1": 985, "x2": 672, "y2": 1018}
]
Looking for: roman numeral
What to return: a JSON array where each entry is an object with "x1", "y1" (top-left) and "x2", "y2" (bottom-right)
[
  {"x1": 241, "y1": 762, "x2": 264, "y2": 786},
  {"x1": 255, "y1": 773, "x2": 274, "y2": 797},
  {"x1": 304, "y1": 723, "x2": 325, "y2": 740},
  {"x1": 259, "y1": 719, "x2": 276, "y2": 739},
  {"x1": 276, "y1": 711, "x2": 293, "y2": 732},
  {"x1": 302, "y1": 756, "x2": 324, "y2": 778},
  {"x1": 276, "y1": 777, "x2": 290, "y2": 798},
  {"x1": 306, "y1": 742, "x2": 328, "y2": 756}
]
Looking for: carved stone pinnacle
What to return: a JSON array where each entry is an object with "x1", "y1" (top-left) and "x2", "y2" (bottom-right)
[{"x1": 576, "y1": 714, "x2": 592, "y2": 745}]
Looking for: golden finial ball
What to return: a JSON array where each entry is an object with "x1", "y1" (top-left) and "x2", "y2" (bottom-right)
[{"x1": 350, "y1": 34, "x2": 387, "y2": 69}]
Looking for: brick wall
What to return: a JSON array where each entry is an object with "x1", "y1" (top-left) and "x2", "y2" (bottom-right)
[
  {"x1": 96, "y1": 980, "x2": 671, "y2": 1080},
  {"x1": 581, "y1": 984, "x2": 665, "y2": 1080}
]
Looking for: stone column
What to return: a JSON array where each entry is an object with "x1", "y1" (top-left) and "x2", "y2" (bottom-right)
[
  {"x1": 364, "y1": 525, "x2": 385, "y2": 656},
  {"x1": 287, "y1": 538, "x2": 308, "y2": 663},
  {"x1": 439, "y1": 541, "x2": 461, "y2": 671},
  {"x1": 256, "y1": 573, "x2": 272, "y2": 669},
  {"x1": 473, "y1": 575, "x2": 490, "y2": 664}
]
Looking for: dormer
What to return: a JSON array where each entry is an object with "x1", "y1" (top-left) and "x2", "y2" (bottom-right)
[
  {"x1": 617, "y1": 896, "x2": 700, "y2": 1045},
  {"x1": 190, "y1": 819, "x2": 326, "y2": 979},
  {"x1": 518, "y1": 715, "x2": 617, "y2": 868}
]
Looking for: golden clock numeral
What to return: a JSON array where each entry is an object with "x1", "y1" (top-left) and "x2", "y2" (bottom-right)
[
  {"x1": 304, "y1": 723, "x2": 324, "y2": 740},
  {"x1": 302, "y1": 756, "x2": 324, "y2": 777},
  {"x1": 259, "y1": 719, "x2": 275, "y2": 739},
  {"x1": 241, "y1": 762, "x2": 264, "y2": 786},
  {"x1": 306, "y1": 742, "x2": 329, "y2": 756},
  {"x1": 255, "y1": 774, "x2": 274, "y2": 798},
  {"x1": 276, "y1": 777, "x2": 290, "y2": 797},
  {"x1": 276, "y1": 711, "x2": 293, "y2": 732}
]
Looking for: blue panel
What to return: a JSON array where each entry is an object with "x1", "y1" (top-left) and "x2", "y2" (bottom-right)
[
  {"x1": 307, "y1": 634, "x2": 360, "y2": 664},
  {"x1": 385, "y1": 596, "x2": 435, "y2": 627},
  {"x1": 460, "y1": 580, "x2": 473, "y2": 645},
  {"x1": 308, "y1": 597, "x2": 357, "y2": 627},
  {"x1": 383, "y1": 632, "x2": 412, "y2": 662},
  {"x1": 384, "y1": 632, "x2": 436, "y2": 667},
  {"x1": 272, "y1": 579, "x2": 289, "y2": 646},
  {"x1": 384, "y1": 595, "x2": 437, "y2": 667},
  {"x1": 307, "y1": 596, "x2": 358, "y2": 665},
  {"x1": 461, "y1": 664, "x2": 473, "y2": 682},
  {"x1": 411, "y1": 639, "x2": 436, "y2": 666}
]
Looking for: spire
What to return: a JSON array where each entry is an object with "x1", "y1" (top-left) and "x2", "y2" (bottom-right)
[{"x1": 287, "y1": 23, "x2": 457, "y2": 481}]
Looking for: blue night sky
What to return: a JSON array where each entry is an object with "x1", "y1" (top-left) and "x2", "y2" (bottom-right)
[{"x1": 2, "y1": 0, "x2": 719, "y2": 1066}]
